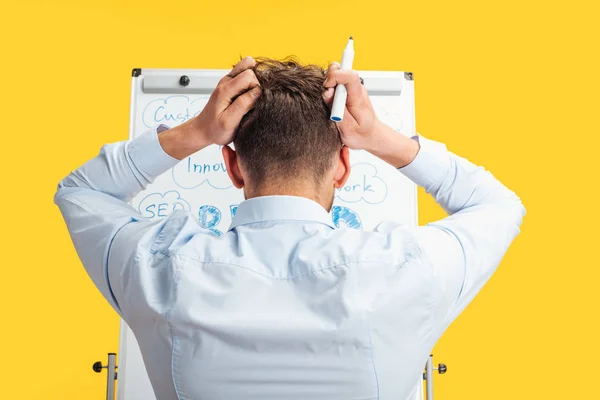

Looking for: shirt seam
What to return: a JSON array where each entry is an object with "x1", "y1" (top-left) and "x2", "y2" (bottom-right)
[
  {"x1": 432, "y1": 225, "x2": 468, "y2": 326},
  {"x1": 104, "y1": 219, "x2": 136, "y2": 316},
  {"x1": 173, "y1": 254, "x2": 417, "y2": 280},
  {"x1": 179, "y1": 256, "x2": 362, "y2": 280},
  {"x1": 229, "y1": 218, "x2": 335, "y2": 231},
  {"x1": 164, "y1": 258, "x2": 185, "y2": 400},
  {"x1": 365, "y1": 312, "x2": 380, "y2": 399}
]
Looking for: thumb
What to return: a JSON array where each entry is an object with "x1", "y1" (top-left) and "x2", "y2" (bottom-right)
[{"x1": 338, "y1": 105, "x2": 358, "y2": 130}]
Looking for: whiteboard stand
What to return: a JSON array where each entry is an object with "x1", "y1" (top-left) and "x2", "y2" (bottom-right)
[
  {"x1": 424, "y1": 354, "x2": 447, "y2": 400},
  {"x1": 93, "y1": 353, "x2": 117, "y2": 400}
]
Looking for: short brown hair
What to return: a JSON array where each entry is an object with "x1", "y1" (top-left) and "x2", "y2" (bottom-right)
[{"x1": 233, "y1": 58, "x2": 342, "y2": 186}]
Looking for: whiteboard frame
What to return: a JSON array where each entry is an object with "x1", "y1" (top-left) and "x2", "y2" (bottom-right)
[{"x1": 118, "y1": 68, "x2": 420, "y2": 400}]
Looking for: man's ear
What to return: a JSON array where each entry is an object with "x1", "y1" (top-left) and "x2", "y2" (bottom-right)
[
  {"x1": 333, "y1": 146, "x2": 351, "y2": 189},
  {"x1": 222, "y1": 146, "x2": 245, "y2": 189}
]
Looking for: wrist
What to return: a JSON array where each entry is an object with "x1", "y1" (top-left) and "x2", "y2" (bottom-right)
[
  {"x1": 158, "y1": 120, "x2": 211, "y2": 160},
  {"x1": 363, "y1": 120, "x2": 392, "y2": 154},
  {"x1": 366, "y1": 121, "x2": 420, "y2": 168}
]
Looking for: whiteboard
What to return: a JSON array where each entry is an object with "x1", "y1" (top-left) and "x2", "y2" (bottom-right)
[{"x1": 117, "y1": 68, "x2": 421, "y2": 400}]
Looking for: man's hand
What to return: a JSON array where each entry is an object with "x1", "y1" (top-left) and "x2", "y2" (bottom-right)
[
  {"x1": 159, "y1": 57, "x2": 261, "y2": 160},
  {"x1": 323, "y1": 62, "x2": 419, "y2": 168},
  {"x1": 193, "y1": 56, "x2": 261, "y2": 146},
  {"x1": 322, "y1": 62, "x2": 381, "y2": 151}
]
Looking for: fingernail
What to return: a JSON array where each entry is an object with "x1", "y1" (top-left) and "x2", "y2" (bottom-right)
[{"x1": 323, "y1": 88, "x2": 334, "y2": 99}]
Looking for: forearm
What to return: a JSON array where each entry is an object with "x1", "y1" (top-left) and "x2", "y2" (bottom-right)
[
  {"x1": 405, "y1": 137, "x2": 525, "y2": 326},
  {"x1": 388, "y1": 131, "x2": 525, "y2": 328},
  {"x1": 369, "y1": 121, "x2": 521, "y2": 215},
  {"x1": 54, "y1": 58, "x2": 260, "y2": 315},
  {"x1": 56, "y1": 125, "x2": 186, "y2": 203},
  {"x1": 366, "y1": 121, "x2": 420, "y2": 169},
  {"x1": 54, "y1": 123, "x2": 201, "y2": 311},
  {"x1": 400, "y1": 136, "x2": 523, "y2": 216},
  {"x1": 158, "y1": 119, "x2": 211, "y2": 160}
]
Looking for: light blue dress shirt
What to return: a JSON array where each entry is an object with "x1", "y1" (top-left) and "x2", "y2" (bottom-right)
[{"x1": 55, "y1": 129, "x2": 525, "y2": 400}]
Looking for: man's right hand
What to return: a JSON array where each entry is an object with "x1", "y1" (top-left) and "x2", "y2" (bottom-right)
[
  {"x1": 323, "y1": 62, "x2": 381, "y2": 152},
  {"x1": 323, "y1": 62, "x2": 420, "y2": 168}
]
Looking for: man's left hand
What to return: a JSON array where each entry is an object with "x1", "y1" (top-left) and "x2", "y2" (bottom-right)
[
  {"x1": 158, "y1": 57, "x2": 261, "y2": 159},
  {"x1": 192, "y1": 56, "x2": 261, "y2": 146}
]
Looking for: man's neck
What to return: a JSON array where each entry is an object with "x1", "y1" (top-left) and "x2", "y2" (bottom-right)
[{"x1": 244, "y1": 185, "x2": 332, "y2": 211}]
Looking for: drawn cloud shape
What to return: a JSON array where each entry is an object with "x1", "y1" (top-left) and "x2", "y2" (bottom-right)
[
  {"x1": 172, "y1": 144, "x2": 233, "y2": 190},
  {"x1": 137, "y1": 190, "x2": 191, "y2": 219},
  {"x1": 374, "y1": 102, "x2": 404, "y2": 132},
  {"x1": 142, "y1": 95, "x2": 209, "y2": 129},
  {"x1": 335, "y1": 163, "x2": 388, "y2": 204}
]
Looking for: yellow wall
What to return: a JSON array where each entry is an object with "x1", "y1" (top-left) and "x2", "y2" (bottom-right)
[{"x1": 1, "y1": 0, "x2": 598, "y2": 398}]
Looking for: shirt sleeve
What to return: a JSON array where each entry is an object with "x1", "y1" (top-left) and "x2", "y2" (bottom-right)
[
  {"x1": 399, "y1": 136, "x2": 526, "y2": 333},
  {"x1": 54, "y1": 127, "x2": 181, "y2": 314}
]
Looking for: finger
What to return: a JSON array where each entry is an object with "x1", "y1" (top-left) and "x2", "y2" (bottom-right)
[
  {"x1": 221, "y1": 69, "x2": 260, "y2": 104},
  {"x1": 322, "y1": 87, "x2": 335, "y2": 107},
  {"x1": 323, "y1": 69, "x2": 364, "y2": 102},
  {"x1": 323, "y1": 62, "x2": 341, "y2": 86},
  {"x1": 323, "y1": 68, "x2": 360, "y2": 88},
  {"x1": 341, "y1": 105, "x2": 358, "y2": 126},
  {"x1": 229, "y1": 56, "x2": 256, "y2": 78},
  {"x1": 339, "y1": 105, "x2": 361, "y2": 135},
  {"x1": 326, "y1": 62, "x2": 341, "y2": 74},
  {"x1": 221, "y1": 56, "x2": 256, "y2": 83},
  {"x1": 222, "y1": 86, "x2": 261, "y2": 125},
  {"x1": 334, "y1": 104, "x2": 359, "y2": 136}
]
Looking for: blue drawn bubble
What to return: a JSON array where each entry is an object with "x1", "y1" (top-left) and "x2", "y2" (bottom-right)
[
  {"x1": 171, "y1": 146, "x2": 233, "y2": 190},
  {"x1": 374, "y1": 103, "x2": 404, "y2": 132},
  {"x1": 142, "y1": 95, "x2": 209, "y2": 129},
  {"x1": 138, "y1": 190, "x2": 191, "y2": 219},
  {"x1": 335, "y1": 163, "x2": 388, "y2": 204}
]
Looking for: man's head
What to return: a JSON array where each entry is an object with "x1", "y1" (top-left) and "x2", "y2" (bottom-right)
[{"x1": 222, "y1": 58, "x2": 351, "y2": 210}]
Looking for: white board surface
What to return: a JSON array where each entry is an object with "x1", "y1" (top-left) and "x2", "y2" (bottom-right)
[{"x1": 117, "y1": 68, "x2": 421, "y2": 400}]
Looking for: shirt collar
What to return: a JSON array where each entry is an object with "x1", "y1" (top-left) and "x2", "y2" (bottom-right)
[{"x1": 228, "y1": 195, "x2": 336, "y2": 231}]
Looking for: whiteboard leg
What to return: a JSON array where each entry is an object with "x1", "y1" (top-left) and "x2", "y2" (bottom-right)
[
  {"x1": 424, "y1": 354, "x2": 448, "y2": 399},
  {"x1": 93, "y1": 353, "x2": 118, "y2": 400},
  {"x1": 106, "y1": 353, "x2": 117, "y2": 400},
  {"x1": 425, "y1": 355, "x2": 434, "y2": 400}
]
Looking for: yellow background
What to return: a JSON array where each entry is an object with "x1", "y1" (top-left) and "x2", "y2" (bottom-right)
[{"x1": 1, "y1": 0, "x2": 598, "y2": 398}]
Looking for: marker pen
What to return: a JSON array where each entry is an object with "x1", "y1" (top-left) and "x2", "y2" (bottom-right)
[{"x1": 330, "y1": 36, "x2": 355, "y2": 122}]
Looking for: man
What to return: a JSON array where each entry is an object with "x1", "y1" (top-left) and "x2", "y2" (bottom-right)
[{"x1": 55, "y1": 57, "x2": 525, "y2": 400}]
